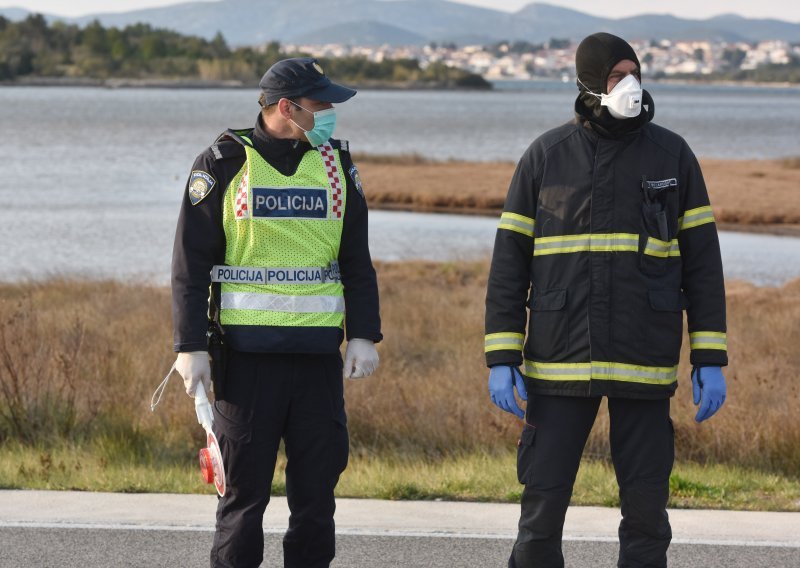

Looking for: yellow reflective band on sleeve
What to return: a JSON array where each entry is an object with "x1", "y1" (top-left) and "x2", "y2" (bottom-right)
[
  {"x1": 679, "y1": 206, "x2": 715, "y2": 231},
  {"x1": 498, "y1": 212, "x2": 535, "y2": 237},
  {"x1": 690, "y1": 331, "x2": 728, "y2": 351},
  {"x1": 485, "y1": 332, "x2": 525, "y2": 352},
  {"x1": 643, "y1": 237, "x2": 681, "y2": 258},
  {"x1": 523, "y1": 360, "x2": 678, "y2": 385},
  {"x1": 533, "y1": 233, "x2": 639, "y2": 256}
]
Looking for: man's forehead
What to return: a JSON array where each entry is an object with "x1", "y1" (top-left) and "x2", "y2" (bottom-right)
[{"x1": 610, "y1": 59, "x2": 639, "y2": 74}]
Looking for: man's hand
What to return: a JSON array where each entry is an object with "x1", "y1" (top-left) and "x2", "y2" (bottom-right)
[
  {"x1": 488, "y1": 365, "x2": 527, "y2": 419},
  {"x1": 692, "y1": 366, "x2": 726, "y2": 422},
  {"x1": 343, "y1": 339, "x2": 379, "y2": 379},
  {"x1": 175, "y1": 351, "x2": 212, "y2": 397}
]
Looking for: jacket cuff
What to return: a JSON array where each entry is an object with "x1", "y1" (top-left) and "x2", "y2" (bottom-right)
[
  {"x1": 345, "y1": 329, "x2": 383, "y2": 343},
  {"x1": 688, "y1": 331, "x2": 728, "y2": 366},
  {"x1": 689, "y1": 350, "x2": 728, "y2": 367},
  {"x1": 174, "y1": 341, "x2": 207, "y2": 353},
  {"x1": 486, "y1": 350, "x2": 524, "y2": 368}
]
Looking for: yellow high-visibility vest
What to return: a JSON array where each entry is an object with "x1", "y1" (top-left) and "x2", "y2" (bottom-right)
[{"x1": 215, "y1": 137, "x2": 347, "y2": 332}]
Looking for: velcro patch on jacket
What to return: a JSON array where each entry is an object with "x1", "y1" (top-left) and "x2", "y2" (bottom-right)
[
  {"x1": 188, "y1": 171, "x2": 216, "y2": 205},
  {"x1": 252, "y1": 187, "x2": 328, "y2": 219},
  {"x1": 643, "y1": 178, "x2": 677, "y2": 191}
]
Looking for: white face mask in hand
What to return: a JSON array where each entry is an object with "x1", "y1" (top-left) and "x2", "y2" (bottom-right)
[{"x1": 580, "y1": 74, "x2": 643, "y2": 119}]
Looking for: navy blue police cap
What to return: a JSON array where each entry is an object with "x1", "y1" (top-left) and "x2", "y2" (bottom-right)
[{"x1": 259, "y1": 57, "x2": 357, "y2": 105}]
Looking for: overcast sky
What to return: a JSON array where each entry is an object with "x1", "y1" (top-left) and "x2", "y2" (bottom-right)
[{"x1": 2, "y1": 0, "x2": 798, "y2": 22}]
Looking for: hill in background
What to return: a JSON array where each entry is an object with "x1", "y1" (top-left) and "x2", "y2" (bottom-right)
[{"x1": 1, "y1": 0, "x2": 799, "y2": 47}]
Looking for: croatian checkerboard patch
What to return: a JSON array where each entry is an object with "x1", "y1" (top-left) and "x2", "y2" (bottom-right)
[{"x1": 188, "y1": 171, "x2": 216, "y2": 205}]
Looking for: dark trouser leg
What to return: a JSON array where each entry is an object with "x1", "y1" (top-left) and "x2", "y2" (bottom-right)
[
  {"x1": 608, "y1": 397, "x2": 674, "y2": 568},
  {"x1": 282, "y1": 353, "x2": 349, "y2": 568},
  {"x1": 211, "y1": 352, "x2": 290, "y2": 568},
  {"x1": 510, "y1": 395, "x2": 602, "y2": 568}
]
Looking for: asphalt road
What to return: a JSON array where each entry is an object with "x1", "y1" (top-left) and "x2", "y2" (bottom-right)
[
  {"x1": 2, "y1": 491, "x2": 798, "y2": 567},
  {"x1": 2, "y1": 528, "x2": 800, "y2": 567}
]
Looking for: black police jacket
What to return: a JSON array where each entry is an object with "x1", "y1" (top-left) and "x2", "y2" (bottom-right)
[{"x1": 485, "y1": 93, "x2": 727, "y2": 399}]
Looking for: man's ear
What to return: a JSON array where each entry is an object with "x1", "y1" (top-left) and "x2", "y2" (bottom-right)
[{"x1": 278, "y1": 98, "x2": 294, "y2": 120}]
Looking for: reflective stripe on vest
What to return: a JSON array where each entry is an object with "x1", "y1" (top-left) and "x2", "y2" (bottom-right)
[
  {"x1": 523, "y1": 360, "x2": 678, "y2": 385},
  {"x1": 221, "y1": 292, "x2": 345, "y2": 314},
  {"x1": 220, "y1": 141, "x2": 346, "y2": 329},
  {"x1": 532, "y1": 233, "x2": 680, "y2": 258}
]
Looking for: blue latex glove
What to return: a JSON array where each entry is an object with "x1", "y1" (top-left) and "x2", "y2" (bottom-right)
[
  {"x1": 488, "y1": 365, "x2": 527, "y2": 419},
  {"x1": 691, "y1": 366, "x2": 727, "y2": 422}
]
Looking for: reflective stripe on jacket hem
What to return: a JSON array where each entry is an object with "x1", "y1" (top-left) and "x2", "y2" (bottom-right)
[
  {"x1": 689, "y1": 331, "x2": 727, "y2": 350},
  {"x1": 484, "y1": 332, "x2": 525, "y2": 352},
  {"x1": 221, "y1": 292, "x2": 345, "y2": 313},
  {"x1": 523, "y1": 360, "x2": 678, "y2": 385}
]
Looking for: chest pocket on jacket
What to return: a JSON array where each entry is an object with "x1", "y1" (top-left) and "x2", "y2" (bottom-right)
[{"x1": 639, "y1": 176, "x2": 679, "y2": 276}]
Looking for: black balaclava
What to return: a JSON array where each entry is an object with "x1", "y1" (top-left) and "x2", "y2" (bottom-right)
[{"x1": 574, "y1": 32, "x2": 652, "y2": 137}]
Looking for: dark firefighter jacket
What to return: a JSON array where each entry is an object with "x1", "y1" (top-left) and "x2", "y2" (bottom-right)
[
  {"x1": 485, "y1": 92, "x2": 727, "y2": 399},
  {"x1": 172, "y1": 115, "x2": 382, "y2": 354}
]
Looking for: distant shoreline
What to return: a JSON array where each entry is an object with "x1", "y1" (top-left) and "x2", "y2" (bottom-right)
[
  {"x1": 0, "y1": 76, "x2": 493, "y2": 91},
  {"x1": 3, "y1": 76, "x2": 798, "y2": 90}
]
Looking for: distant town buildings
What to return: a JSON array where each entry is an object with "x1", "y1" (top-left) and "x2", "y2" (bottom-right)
[{"x1": 283, "y1": 39, "x2": 800, "y2": 80}]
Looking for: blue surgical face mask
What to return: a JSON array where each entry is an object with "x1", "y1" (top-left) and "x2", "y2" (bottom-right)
[{"x1": 290, "y1": 101, "x2": 337, "y2": 146}]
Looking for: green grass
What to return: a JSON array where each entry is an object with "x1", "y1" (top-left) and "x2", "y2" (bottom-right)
[{"x1": 2, "y1": 442, "x2": 798, "y2": 511}]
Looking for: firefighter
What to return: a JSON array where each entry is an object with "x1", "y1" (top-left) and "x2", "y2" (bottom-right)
[
  {"x1": 485, "y1": 33, "x2": 727, "y2": 568},
  {"x1": 172, "y1": 57, "x2": 382, "y2": 568}
]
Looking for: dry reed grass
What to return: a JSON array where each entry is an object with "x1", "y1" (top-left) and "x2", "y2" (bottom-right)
[
  {"x1": 1, "y1": 267, "x2": 798, "y2": 477},
  {"x1": 0, "y1": 280, "x2": 196, "y2": 458},
  {"x1": 356, "y1": 157, "x2": 800, "y2": 229}
]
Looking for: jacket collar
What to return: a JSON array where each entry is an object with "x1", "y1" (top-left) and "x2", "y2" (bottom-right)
[{"x1": 574, "y1": 89, "x2": 655, "y2": 139}]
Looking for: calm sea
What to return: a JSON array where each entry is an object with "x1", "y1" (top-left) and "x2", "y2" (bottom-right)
[{"x1": 1, "y1": 83, "x2": 799, "y2": 285}]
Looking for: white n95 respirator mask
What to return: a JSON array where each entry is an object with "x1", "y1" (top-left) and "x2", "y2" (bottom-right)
[{"x1": 580, "y1": 74, "x2": 643, "y2": 119}]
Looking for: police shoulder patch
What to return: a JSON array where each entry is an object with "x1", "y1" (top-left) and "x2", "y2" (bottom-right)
[
  {"x1": 188, "y1": 170, "x2": 216, "y2": 205},
  {"x1": 348, "y1": 165, "x2": 364, "y2": 198}
]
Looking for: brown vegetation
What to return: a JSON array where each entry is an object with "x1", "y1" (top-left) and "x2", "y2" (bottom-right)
[
  {"x1": 355, "y1": 155, "x2": 800, "y2": 231},
  {"x1": 0, "y1": 267, "x2": 798, "y2": 477}
]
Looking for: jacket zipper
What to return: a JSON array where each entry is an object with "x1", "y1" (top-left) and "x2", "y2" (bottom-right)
[{"x1": 586, "y1": 140, "x2": 599, "y2": 395}]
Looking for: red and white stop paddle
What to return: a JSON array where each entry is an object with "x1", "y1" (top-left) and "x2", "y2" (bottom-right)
[{"x1": 195, "y1": 383, "x2": 226, "y2": 497}]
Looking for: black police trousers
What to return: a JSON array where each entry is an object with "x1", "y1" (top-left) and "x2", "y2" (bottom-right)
[
  {"x1": 210, "y1": 351, "x2": 349, "y2": 568},
  {"x1": 510, "y1": 395, "x2": 674, "y2": 568}
]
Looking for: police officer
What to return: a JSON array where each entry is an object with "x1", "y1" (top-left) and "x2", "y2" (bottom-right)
[
  {"x1": 172, "y1": 57, "x2": 382, "y2": 568},
  {"x1": 485, "y1": 33, "x2": 727, "y2": 567}
]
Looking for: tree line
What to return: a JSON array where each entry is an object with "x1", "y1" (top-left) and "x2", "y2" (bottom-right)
[{"x1": 0, "y1": 14, "x2": 490, "y2": 88}]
